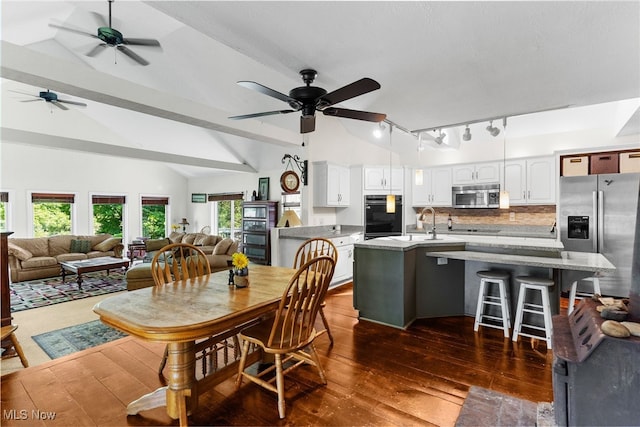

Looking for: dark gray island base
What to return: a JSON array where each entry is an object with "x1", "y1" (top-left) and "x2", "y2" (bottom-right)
[{"x1": 353, "y1": 236, "x2": 615, "y2": 329}]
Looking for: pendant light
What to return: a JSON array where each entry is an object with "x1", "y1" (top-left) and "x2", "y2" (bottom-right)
[
  {"x1": 386, "y1": 124, "x2": 396, "y2": 213},
  {"x1": 499, "y1": 117, "x2": 510, "y2": 209},
  {"x1": 415, "y1": 132, "x2": 424, "y2": 186}
]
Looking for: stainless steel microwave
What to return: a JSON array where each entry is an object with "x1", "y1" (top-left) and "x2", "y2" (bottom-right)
[{"x1": 452, "y1": 183, "x2": 500, "y2": 208}]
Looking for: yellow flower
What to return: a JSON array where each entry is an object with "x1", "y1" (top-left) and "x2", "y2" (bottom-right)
[{"x1": 231, "y1": 252, "x2": 249, "y2": 270}]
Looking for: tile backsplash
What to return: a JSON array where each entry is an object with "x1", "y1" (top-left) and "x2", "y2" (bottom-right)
[{"x1": 415, "y1": 205, "x2": 556, "y2": 226}]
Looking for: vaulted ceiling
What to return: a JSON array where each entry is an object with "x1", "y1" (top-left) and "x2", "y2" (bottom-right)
[{"x1": 2, "y1": 1, "x2": 639, "y2": 177}]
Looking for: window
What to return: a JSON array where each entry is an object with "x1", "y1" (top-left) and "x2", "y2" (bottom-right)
[
  {"x1": 92, "y1": 195, "x2": 125, "y2": 238},
  {"x1": 32, "y1": 192, "x2": 74, "y2": 237},
  {"x1": 141, "y1": 196, "x2": 169, "y2": 239},
  {"x1": 209, "y1": 193, "x2": 243, "y2": 240},
  {"x1": 0, "y1": 192, "x2": 8, "y2": 231}
]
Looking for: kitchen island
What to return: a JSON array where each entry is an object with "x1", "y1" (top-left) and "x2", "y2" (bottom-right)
[{"x1": 353, "y1": 235, "x2": 614, "y2": 329}]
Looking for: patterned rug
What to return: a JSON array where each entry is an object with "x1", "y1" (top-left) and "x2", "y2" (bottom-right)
[
  {"x1": 10, "y1": 271, "x2": 126, "y2": 312},
  {"x1": 32, "y1": 320, "x2": 128, "y2": 359}
]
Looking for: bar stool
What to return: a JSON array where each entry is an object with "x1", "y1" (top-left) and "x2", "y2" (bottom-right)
[
  {"x1": 512, "y1": 276, "x2": 554, "y2": 349},
  {"x1": 474, "y1": 271, "x2": 511, "y2": 337},
  {"x1": 568, "y1": 276, "x2": 601, "y2": 314}
]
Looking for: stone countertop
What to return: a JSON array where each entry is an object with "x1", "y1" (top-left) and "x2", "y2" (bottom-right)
[
  {"x1": 407, "y1": 224, "x2": 557, "y2": 239},
  {"x1": 425, "y1": 250, "x2": 616, "y2": 273},
  {"x1": 276, "y1": 225, "x2": 363, "y2": 241},
  {"x1": 355, "y1": 234, "x2": 563, "y2": 252}
]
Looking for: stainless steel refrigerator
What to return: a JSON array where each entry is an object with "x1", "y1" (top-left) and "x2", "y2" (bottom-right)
[{"x1": 559, "y1": 173, "x2": 640, "y2": 297}]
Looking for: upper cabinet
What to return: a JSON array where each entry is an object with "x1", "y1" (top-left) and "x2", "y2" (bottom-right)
[
  {"x1": 503, "y1": 156, "x2": 556, "y2": 205},
  {"x1": 452, "y1": 162, "x2": 501, "y2": 185},
  {"x1": 313, "y1": 161, "x2": 350, "y2": 207},
  {"x1": 412, "y1": 167, "x2": 452, "y2": 206},
  {"x1": 363, "y1": 166, "x2": 403, "y2": 193}
]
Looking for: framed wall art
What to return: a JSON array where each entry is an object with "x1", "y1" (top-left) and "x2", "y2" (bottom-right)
[
  {"x1": 191, "y1": 193, "x2": 207, "y2": 203},
  {"x1": 258, "y1": 177, "x2": 269, "y2": 201}
]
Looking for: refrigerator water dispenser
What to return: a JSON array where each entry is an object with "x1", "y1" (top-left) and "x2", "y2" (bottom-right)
[{"x1": 568, "y1": 216, "x2": 590, "y2": 239}]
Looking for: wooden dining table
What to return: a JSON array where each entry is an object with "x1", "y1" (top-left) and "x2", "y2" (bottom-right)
[{"x1": 93, "y1": 264, "x2": 297, "y2": 425}]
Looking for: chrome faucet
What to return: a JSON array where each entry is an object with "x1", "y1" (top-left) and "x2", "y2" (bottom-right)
[{"x1": 419, "y1": 207, "x2": 436, "y2": 239}]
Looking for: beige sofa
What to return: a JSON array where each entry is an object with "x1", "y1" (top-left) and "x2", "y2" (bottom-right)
[
  {"x1": 125, "y1": 232, "x2": 239, "y2": 290},
  {"x1": 8, "y1": 234, "x2": 124, "y2": 283}
]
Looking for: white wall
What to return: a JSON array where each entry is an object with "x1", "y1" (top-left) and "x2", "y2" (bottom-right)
[{"x1": 1, "y1": 142, "x2": 189, "y2": 239}]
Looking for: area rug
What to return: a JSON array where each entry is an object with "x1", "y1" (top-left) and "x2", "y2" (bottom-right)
[
  {"x1": 32, "y1": 320, "x2": 128, "y2": 359},
  {"x1": 10, "y1": 271, "x2": 126, "y2": 312},
  {"x1": 455, "y1": 386, "x2": 540, "y2": 427}
]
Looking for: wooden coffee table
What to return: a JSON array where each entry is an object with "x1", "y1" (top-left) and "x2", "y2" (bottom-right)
[{"x1": 60, "y1": 257, "x2": 130, "y2": 289}]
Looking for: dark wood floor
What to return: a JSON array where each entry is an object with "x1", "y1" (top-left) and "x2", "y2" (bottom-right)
[{"x1": 0, "y1": 284, "x2": 553, "y2": 426}]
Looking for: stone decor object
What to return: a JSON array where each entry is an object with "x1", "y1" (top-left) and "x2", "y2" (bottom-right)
[
  {"x1": 601, "y1": 320, "x2": 631, "y2": 338},
  {"x1": 620, "y1": 321, "x2": 640, "y2": 337}
]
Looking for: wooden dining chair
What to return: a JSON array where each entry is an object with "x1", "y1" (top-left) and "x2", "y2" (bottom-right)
[
  {"x1": 293, "y1": 237, "x2": 338, "y2": 344},
  {"x1": 150, "y1": 243, "x2": 211, "y2": 374},
  {"x1": 236, "y1": 255, "x2": 336, "y2": 419}
]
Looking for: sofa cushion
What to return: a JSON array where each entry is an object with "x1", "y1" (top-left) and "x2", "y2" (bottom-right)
[
  {"x1": 93, "y1": 237, "x2": 122, "y2": 252},
  {"x1": 49, "y1": 235, "x2": 75, "y2": 257},
  {"x1": 213, "y1": 238, "x2": 234, "y2": 255},
  {"x1": 70, "y1": 239, "x2": 92, "y2": 253},
  {"x1": 208, "y1": 254, "x2": 232, "y2": 269},
  {"x1": 193, "y1": 233, "x2": 211, "y2": 246},
  {"x1": 168, "y1": 232, "x2": 185, "y2": 243},
  {"x1": 21, "y1": 256, "x2": 58, "y2": 269},
  {"x1": 8, "y1": 242, "x2": 33, "y2": 261},
  {"x1": 145, "y1": 238, "x2": 171, "y2": 252},
  {"x1": 57, "y1": 253, "x2": 88, "y2": 262},
  {"x1": 181, "y1": 233, "x2": 198, "y2": 245},
  {"x1": 9, "y1": 238, "x2": 49, "y2": 257},
  {"x1": 86, "y1": 251, "x2": 115, "y2": 259}
]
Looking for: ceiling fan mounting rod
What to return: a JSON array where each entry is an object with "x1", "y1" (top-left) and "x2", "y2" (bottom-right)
[{"x1": 108, "y1": 0, "x2": 113, "y2": 28}]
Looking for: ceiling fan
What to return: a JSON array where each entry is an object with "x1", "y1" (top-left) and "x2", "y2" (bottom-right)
[
  {"x1": 9, "y1": 89, "x2": 87, "y2": 111},
  {"x1": 229, "y1": 69, "x2": 386, "y2": 133},
  {"x1": 49, "y1": 0, "x2": 161, "y2": 66}
]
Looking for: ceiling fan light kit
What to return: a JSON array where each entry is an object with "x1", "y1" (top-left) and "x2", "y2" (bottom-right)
[{"x1": 230, "y1": 69, "x2": 386, "y2": 134}]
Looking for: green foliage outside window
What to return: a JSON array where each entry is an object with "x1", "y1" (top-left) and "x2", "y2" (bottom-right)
[
  {"x1": 142, "y1": 205, "x2": 166, "y2": 238},
  {"x1": 33, "y1": 202, "x2": 71, "y2": 237},
  {"x1": 0, "y1": 203, "x2": 5, "y2": 231},
  {"x1": 93, "y1": 204, "x2": 123, "y2": 237},
  {"x1": 217, "y1": 200, "x2": 242, "y2": 240}
]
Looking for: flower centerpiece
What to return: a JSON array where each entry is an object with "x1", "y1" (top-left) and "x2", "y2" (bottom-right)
[{"x1": 231, "y1": 252, "x2": 250, "y2": 287}]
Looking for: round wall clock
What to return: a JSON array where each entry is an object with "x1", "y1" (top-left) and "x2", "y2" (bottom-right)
[{"x1": 280, "y1": 170, "x2": 300, "y2": 193}]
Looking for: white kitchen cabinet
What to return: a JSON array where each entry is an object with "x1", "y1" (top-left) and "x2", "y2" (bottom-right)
[
  {"x1": 363, "y1": 166, "x2": 403, "y2": 192},
  {"x1": 502, "y1": 156, "x2": 556, "y2": 205},
  {"x1": 412, "y1": 167, "x2": 452, "y2": 206},
  {"x1": 313, "y1": 161, "x2": 350, "y2": 207},
  {"x1": 452, "y1": 162, "x2": 500, "y2": 185}
]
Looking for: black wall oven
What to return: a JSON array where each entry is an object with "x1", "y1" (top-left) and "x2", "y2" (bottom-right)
[{"x1": 364, "y1": 195, "x2": 403, "y2": 239}]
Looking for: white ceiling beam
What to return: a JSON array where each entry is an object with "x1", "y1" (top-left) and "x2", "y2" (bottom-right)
[
  {"x1": 0, "y1": 41, "x2": 300, "y2": 149},
  {"x1": 3, "y1": 128, "x2": 257, "y2": 173}
]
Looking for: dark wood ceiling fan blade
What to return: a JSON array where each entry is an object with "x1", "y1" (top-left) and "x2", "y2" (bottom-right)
[
  {"x1": 323, "y1": 107, "x2": 386, "y2": 122},
  {"x1": 20, "y1": 99, "x2": 43, "y2": 103},
  {"x1": 123, "y1": 38, "x2": 162, "y2": 48},
  {"x1": 89, "y1": 11, "x2": 108, "y2": 28},
  {"x1": 58, "y1": 99, "x2": 87, "y2": 107},
  {"x1": 86, "y1": 43, "x2": 108, "y2": 57},
  {"x1": 9, "y1": 90, "x2": 40, "y2": 98},
  {"x1": 319, "y1": 78, "x2": 381, "y2": 107},
  {"x1": 117, "y1": 45, "x2": 149, "y2": 65},
  {"x1": 51, "y1": 101, "x2": 69, "y2": 111},
  {"x1": 237, "y1": 81, "x2": 301, "y2": 106},
  {"x1": 229, "y1": 110, "x2": 295, "y2": 120},
  {"x1": 49, "y1": 23, "x2": 98, "y2": 39},
  {"x1": 301, "y1": 115, "x2": 316, "y2": 134}
]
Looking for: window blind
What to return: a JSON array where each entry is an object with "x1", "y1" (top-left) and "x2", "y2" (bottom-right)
[
  {"x1": 31, "y1": 193, "x2": 75, "y2": 203},
  {"x1": 141, "y1": 196, "x2": 169, "y2": 205},
  {"x1": 207, "y1": 192, "x2": 244, "y2": 202},
  {"x1": 92, "y1": 195, "x2": 126, "y2": 204}
]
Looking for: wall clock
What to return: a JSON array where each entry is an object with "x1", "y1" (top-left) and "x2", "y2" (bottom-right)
[{"x1": 280, "y1": 170, "x2": 300, "y2": 193}]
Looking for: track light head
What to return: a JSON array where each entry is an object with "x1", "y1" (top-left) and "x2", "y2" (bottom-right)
[
  {"x1": 486, "y1": 121, "x2": 500, "y2": 137},
  {"x1": 434, "y1": 129, "x2": 446, "y2": 145},
  {"x1": 462, "y1": 125, "x2": 472, "y2": 141},
  {"x1": 373, "y1": 122, "x2": 386, "y2": 139}
]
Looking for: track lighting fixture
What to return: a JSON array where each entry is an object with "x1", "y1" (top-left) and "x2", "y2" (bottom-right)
[
  {"x1": 373, "y1": 122, "x2": 386, "y2": 139},
  {"x1": 463, "y1": 125, "x2": 472, "y2": 141},
  {"x1": 434, "y1": 129, "x2": 446, "y2": 144},
  {"x1": 486, "y1": 120, "x2": 500, "y2": 137}
]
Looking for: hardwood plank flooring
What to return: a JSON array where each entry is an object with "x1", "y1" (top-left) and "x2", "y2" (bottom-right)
[{"x1": 0, "y1": 284, "x2": 553, "y2": 426}]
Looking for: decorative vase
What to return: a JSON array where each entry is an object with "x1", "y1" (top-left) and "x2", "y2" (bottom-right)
[{"x1": 234, "y1": 267, "x2": 250, "y2": 288}]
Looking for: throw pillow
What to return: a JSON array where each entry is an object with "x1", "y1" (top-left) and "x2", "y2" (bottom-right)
[
  {"x1": 93, "y1": 237, "x2": 122, "y2": 252},
  {"x1": 8, "y1": 243, "x2": 33, "y2": 261},
  {"x1": 193, "y1": 233, "x2": 208, "y2": 246},
  {"x1": 200, "y1": 235, "x2": 219, "y2": 246},
  {"x1": 145, "y1": 238, "x2": 171, "y2": 252},
  {"x1": 212, "y1": 238, "x2": 234, "y2": 255},
  {"x1": 168, "y1": 232, "x2": 185, "y2": 243},
  {"x1": 70, "y1": 239, "x2": 92, "y2": 254}
]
